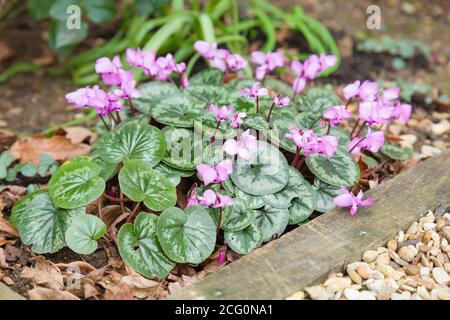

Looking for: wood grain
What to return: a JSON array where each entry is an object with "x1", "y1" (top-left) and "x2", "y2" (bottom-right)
[
  {"x1": 0, "y1": 282, "x2": 25, "y2": 300},
  {"x1": 170, "y1": 149, "x2": 450, "y2": 300}
]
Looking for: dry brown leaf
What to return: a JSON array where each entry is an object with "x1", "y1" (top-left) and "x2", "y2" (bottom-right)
[
  {"x1": 4, "y1": 244, "x2": 22, "y2": 262},
  {"x1": 0, "y1": 41, "x2": 12, "y2": 62},
  {"x1": 84, "y1": 283, "x2": 100, "y2": 299},
  {"x1": 28, "y1": 287, "x2": 80, "y2": 300},
  {"x1": 0, "y1": 216, "x2": 19, "y2": 238},
  {"x1": 86, "y1": 267, "x2": 106, "y2": 281},
  {"x1": 104, "y1": 284, "x2": 134, "y2": 300},
  {"x1": 55, "y1": 261, "x2": 97, "y2": 273},
  {"x1": 9, "y1": 135, "x2": 91, "y2": 165},
  {"x1": 121, "y1": 274, "x2": 159, "y2": 299},
  {"x1": 0, "y1": 238, "x2": 16, "y2": 246},
  {"x1": 56, "y1": 126, "x2": 98, "y2": 144},
  {"x1": 2, "y1": 276, "x2": 14, "y2": 285},
  {"x1": 20, "y1": 257, "x2": 64, "y2": 290}
]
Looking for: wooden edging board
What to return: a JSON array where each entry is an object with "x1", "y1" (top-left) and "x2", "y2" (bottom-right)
[
  {"x1": 170, "y1": 149, "x2": 450, "y2": 300},
  {"x1": 0, "y1": 282, "x2": 25, "y2": 300}
]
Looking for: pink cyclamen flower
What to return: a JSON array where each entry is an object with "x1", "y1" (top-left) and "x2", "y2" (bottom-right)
[
  {"x1": 186, "y1": 188, "x2": 199, "y2": 207},
  {"x1": 322, "y1": 105, "x2": 352, "y2": 126},
  {"x1": 226, "y1": 53, "x2": 248, "y2": 71},
  {"x1": 382, "y1": 87, "x2": 400, "y2": 102},
  {"x1": 274, "y1": 96, "x2": 290, "y2": 107},
  {"x1": 65, "y1": 88, "x2": 90, "y2": 108},
  {"x1": 303, "y1": 54, "x2": 322, "y2": 80},
  {"x1": 196, "y1": 159, "x2": 233, "y2": 186},
  {"x1": 194, "y1": 41, "x2": 228, "y2": 72},
  {"x1": 359, "y1": 100, "x2": 394, "y2": 125},
  {"x1": 251, "y1": 51, "x2": 284, "y2": 80},
  {"x1": 240, "y1": 82, "x2": 269, "y2": 99},
  {"x1": 285, "y1": 128, "x2": 338, "y2": 157},
  {"x1": 333, "y1": 187, "x2": 373, "y2": 216},
  {"x1": 142, "y1": 50, "x2": 159, "y2": 77},
  {"x1": 230, "y1": 112, "x2": 246, "y2": 128},
  {"x1": 358, "y1": 80, "x2": 379, "y2": 101},
  {"x1": 223, "y1": 129, "x2": 257, "y2": 160},
  {"x1": 348, "y1": 127, "x2": 385, "y2": 155},
  {"x1": 318, "y1": 54, "x2": 337, "y2": 71},
  {"x1": 319, "y1": 135, "x2": 339, "y2": 157},
  {"x1": 114, "y1": 70, "x2": 141, "y2": 99},
  {"x1": 126, "y1": 48, "x2": 144, "y2": 68},
  {"x1": 209, "y1": 104, "x2": 234, "y2": 122},
  {"x1": 217, "y1": 249, "x2": 226, "y2": 265},
  {"x1": 155, "y1": 53, "x2": 176, "y2": 81},
  {"x1": 198, "y1": 190, "x2": 234, "y2": 208},
  {"x1": 343, "y1": 80, "x2": 361, "y2": 100},
  {"x1": 95, "y1": 55, "x2": 122, "y2": 86},
  {"x1": 391, "y1": 102, "x2": 411, "y2": 123}
]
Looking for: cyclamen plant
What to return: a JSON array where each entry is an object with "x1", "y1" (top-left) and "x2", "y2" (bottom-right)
[{"x1": 10, "y1": 40, "x2": 413, "y2": 280}]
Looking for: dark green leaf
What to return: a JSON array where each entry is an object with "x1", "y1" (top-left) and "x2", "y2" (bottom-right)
[
  {"x1": 65, "y1": 214, "x2": 106, "y2": 255},
  {"x1": 190, "y1": 68, "x2": 223, "y2": 86},
  {"x1": 255, "y1": 206, "x2": 289, "y2": 242},
  {"x1": 85, "y1": 0, "x2": 116, "y2": 24},
  {"x1": 312, "y1": 178, "x2": 340, "y2": 213},
  {"x1": 152, "y1": 94, "x2": 203, "y2": 128},
  {"x1": 221, "y1": 201, "x2": 256, "y2": 232},
  {"x1": 380, "y1": 143, "x2": 413, "y2": 160},
  {"x1": 224, "y1": 222, "x2": 262, "y2": 254}
]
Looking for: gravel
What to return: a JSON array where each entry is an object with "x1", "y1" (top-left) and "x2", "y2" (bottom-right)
[{"x1": 286, "y1": 208, "x2": 450, "y2": 300}]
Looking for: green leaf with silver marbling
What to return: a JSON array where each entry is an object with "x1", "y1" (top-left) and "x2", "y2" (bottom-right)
[
  {"x1": 312, "y1": 178, "x2": 341, "y2": 213},
  {"x1": 221, "y1": 201, "x2": 257, "y2": 232},
  {"x1": 161, "y1": 126, "x2": 202, "y2": 170},
  {"x1": 190, "y1": 68, "x2": 223, "y2": 85},
  {"x1": 135, "y1": 81, "x2": 180, "y2": 114},
  {"x1": 65, "y1": 214, "x2": 106, "y2": 255},
  {"x1": 118, "y1": 212, "x2": 175, "y2": 278},
  {"x1": 262, "y1": 167, "x2": 306, "y2": 209},
  {"x1": 157, "y1": 206, "x2": 216, "y2": 264},
  {"x1": 224, "y1": 223, "x2": 262, "y2": 255},
  {"x1": 288, "y1": 181, "x2": 317, "y2": 225},
  {"x1": 306, "y1": 149, "x2": 360, "y2": 187},
  {"x1": 255, "y1": 206, "x2": 289, "y2": 242},
  {"x1": 152, "y1": 94, "x2": 203, "y2": 128},
  {"x1": 380, "y1": 143, "x2": 413, "y2": 160},
  {"x1": 235, "y1": 188, "x2": 265, "y2": 210}
]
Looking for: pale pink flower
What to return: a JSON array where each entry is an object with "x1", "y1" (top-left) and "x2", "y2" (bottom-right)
[
  {"x1": 348, "y1": 128, "x2": 385, "y2": 155},
  {"x1": 303, "y1": 54, "x2": 322, "y2": 80},
  {"x1": 333, "y1": 187, "x2": 373, "y2": 216},
  {"x1": 322, "y1": 105, "x2": 352, "y2": 126},
  {"x1": 318, "y1": 54, "x2": 337, "y2": 71},
  {"x1": 391, "y1": 103, "x2": 411, "y2": 123},
  {"x1": 196, "y1": 160, "x2": 233, "y2": 186},
  {"x1": 319, "y1": 135, "x2": 339, "y2": 157},
  {"x1": 292, "y1": 76, "x2": 307, "y2": 94},
  {"x1": 226, "y1": 53, "x2": 247, "y2": 71},
  {"x1": 382, "y1": 87, "x2": 400, "y2": 102},
  {"x1": 251, "y1": 51, "x2": 284, "y2": 80},
  {"x1": 209, "y1": 105, "x2": 234, "y2": 122},
  {"x1": 126, "y1": 48, "x2": 145, "y2": 68},
  {"x1": 114, "y1": 70, "x2": 141, "y2": 99},
  {"x1": 95, "y1": 55, "x2": 122, "y2": 86},
  {"x1": 230, "y1": 112, "x2": 246, "y2": 128},
  {"x1": 223, "y1": 130, "x2": 257, "y2": 160},
  {"x1": 358, "y1": 80, "x2": 379, "y2": 101},
  {"x1": 274, "y1": 96, "x2": 290, "y2": 107},
  {"x1": 186, "y1": 188, "x2": 199, "y2": 207},
  {"x1": 343, "y1": 80, "x2": 361, "y2": 100},
  {"x1": 198, "y1": 189, "x2": 217, "y2": 206},
  {"x1": 359, "y1": 100, "x2": 394, "y2": 125},
  {"x1": 240, "y1": 82, "x2": 268, "y2": 99}
]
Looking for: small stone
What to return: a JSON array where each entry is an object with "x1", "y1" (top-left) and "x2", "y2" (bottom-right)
[
  {"x1": 377, "y1": 247, "x2": 388, "y2": 254},
  {"x1": 286, "y1": 291, "x2": 305, "y2": 300},
  {"x1": 407, "y1": 222, "x2": 419, "y2": 235},
  {"x1": 343, "y1": 288, "x2": 360, "y2": 300},
  {"x1": 437, "y1": 288, "x2": 450, "y2": 300},
  {"x1": 420, "y1": 267, "x2": 431, "y2": 278},
  {"x1": 305, "y1": 285, "x2": 330, "y2": 300},
  {"x1": 346, "y1": 268, "x2": 362, "y2": 285},
  {"x1": 404, "y1": 265, "x2": 420, "y2": 275},
  {"x1": 431, "y1": 267, "x2": 450, "y2": 285},
  {"x1": 423, "y1": 223, "x2": 436, "y2": 231},
  {"x1": 377, "y1": 291, "x2": 391, "y2": 300},
  {"x1": 397, "y1": 231, "x2": 405, "y2": 242},
  {"x1": 421, "y1": 145, "x2": 442, "y2": 158},
  {"x1": 420, "y1": 212, "x2": 435, "y2": 224},
  {"x1": 436, "y1": 218, "x2": 446, "y2": 232},
  {"x1": 423, "y1": 231, "x2": 432, "y2": 244},
  {"x1": 419, "y1": 245, "x2": 430, "y2": 253},
  {"x1": 387, "y1": 239, "x2": 397, "y2": 252},
  {"x1": 398, "y1": 245, "x2": 418, "y2": 262},
  {"x1": 417, "y1": 286, "x2": 430, "y2": 300},
  {"x1": 376, "y1": 252, "x2": 391, "y2": 265},
  {"x1": 358, "y1": 290, "x2": 376, "y2": 300},
  {"x1": 356, "y1": 265, "x2": 372, "y2": 279},
  {"x1": 443, "y1": 226, "x2": 450, "y2": 239},
  {"x1": 399, "y1": 134, "x2": 417, "y2": 149},
  {"x1": 431, "y1": 119, "x2": 450, "y2": 135},
  {"x1": 362, "y1": 250, "x2": 378, "y2": 263},
  {"x1": 324, "y1": 277, "x2": 352, "y2": 292},
  {"x1": 391, "y1": 292, "x2": 411, "y2": 300},
  {"x1": 444, "y1": 263, "x2": 450, "y2": 273},
  {"x1": 378, "y1": 264, "x2": 402, "y2": 280}
]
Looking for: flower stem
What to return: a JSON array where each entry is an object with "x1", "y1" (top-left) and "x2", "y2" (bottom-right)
[
  {"x1": 292, "y1": 146, "x2": 301, "y2": 167},
  {"x1": 296, "y1": 157, "x2": 305, "y2": 170},
  {"x1": 267, "y1": 102, "x2": 275, "y2": 122},
  {"x1": 127, "y1": 201, "x2": 141, "y2": 223},
  {"x1": 350, "y1": 119, "x2": 361, "y2": 137},
  {"x1": 352, "y1": 121, "x2": 367, "y2": 139},
  {"x1": 128, "y1": 97, "x2": 136, "y2": 117},
  {"x1": 256, "y1": 96, "x2": 259, "y2": 114},
  {"x1": 345, "y1": 98, "x2": 352, "y2": 108},
  {"x1": 115, "y1": 111, "x2": 122, "y2": 123},
  {"x1": 309, "y1": 116, "x2": 321, "y2": 129},
  {"x1": 100, "y1": 116, "x2": 110, "y2": 131},
  {"x1": 349, "y1": 137, "x2": 367, "y2": 153},
  {"x1": 326, "y1": 120, "x2": 331, "y2": 135},
  {"x1": 210, "y1": 121, "x2": 221, "y2": 143}
]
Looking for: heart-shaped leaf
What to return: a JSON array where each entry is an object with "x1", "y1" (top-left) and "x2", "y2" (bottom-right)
[
  {"x1": 154, "y1": 162, "x2": 194, "y2": 187},
  {"x1": 157, "y1": 206, "x2": 216, "y2": 264},
  {"x1": 161, "y1": 127, "x2": 202, "y2": 170},
  {"x1": 235, "y1": 188, "x2": 265, "y2": 210},
  {"x1": 118, "y1": 212, "x2": 175, "y2": 279},
  {"x1": 194, "y1": 113, "x2": 237, "y2": 140},
  {"x1": 186, "y1": 84, "x2": 233, "y2": 105},
  {"x1": 380, "y1": 143, "x2": 413, "y2": 160},
  {"x1": 65, "y1": 214, "x2": 106, "y2": 255},
  {"x1": 266, "y1": 114, "x2": 298, "y2": 153},
  {"x1": 190, "y1": 68, "x2": 223, "y2": 85},
  {"x1": 119, "y1": 160, "x2": 176, "y2": 212},
  {"x1": 255, "y1": 206, "x2": 289, "y2": 242},
  {"x1": 221, "y1": 201, "x2": 257, "y2": 232},
  {"x1": 312, "y1": 178, "x2": 341, "y2": 213},
  {"x1": 224, "y1": 222, "x2": 262, "y2": 254},
  {"x1": 152, "y1": 94, "x2": 203, "y2": 128},
  {"x1": 231, "y1": 141, "x2": 289, "y2": 196},
  {"x1": 48, "y1": 159, "x2": 105, "y2": 209},
  {"x1": 96, "y1": 123, "x2": 166, "y2": 167},
  {"x1": 306, "y1": 149, "x2": 360, "y2": 187},
  {"x1": 10, "y1": 189, "x2": 84, "y2": 253},
  {"x1": 243, "y1": 114, "x2": 270, "y2": 131},
  {"x1": 265, "y1": 77, "x2": 293, "y2": 97},
  {"x1": 296, "y1": 85, "x2": 341, "y2": 113},
  {"x1": 288, "y1": 187, "x2": 317, "y2": 225},
  {"x1": 262, "y1": 167, "x2": 306, "y2": 209},
  {"x1": 135, "y1": 81, "x2": 180, "y2": 114},
  {"x1": 92, "y1": 155, "x2": 117, "y2": 180},
  {"x1": 209, "y1": 206, "x2": 233, "y2": 227}
]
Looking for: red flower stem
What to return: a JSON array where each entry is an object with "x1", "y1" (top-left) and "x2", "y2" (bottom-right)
[
  {"x1": 210, "y1": 121, "x2": 221, "y2": 143},
  {"x1": 326, "y1": 120, "x2": 331, "y2": 135},
  {"x1": 128, "y1": 97, "x2": 136, "y2": 117},
  {"x1": 345, "y1": 98, "x2": 352, "y2": 108},
  {"x1": 267, "y1": 102, "x2": 275, "y2": 122},
  {"x1": 296, "y1": 156, "x2": 305, "y2": 170},
  {"x1": 349, "y1": 137, "x2": 367, "y2": 153},
  {"x1": 292, "y1": 147, "x2": 301, "y2": 167},
  {"x1": 127, "y1": 201, "x2": 141, "y2": 223},
  {"x1": 119, "y1": 190, "x2": 125, "y2": 213},
  {"x1": 100, "y1": 116, "x2": 110, "y2": 131},
  {"x1": 309, "y1": 116, "x2": 321, "y2": 129},
  {"x1": 352, "y1": 121, "x2": 367, "y2": 139},
  {"x1": 115, "y1": 111, "x2": 122, "y2": 123},
  {"x1": 350, "y1": 119, "x2": 361, "y2": 137}
]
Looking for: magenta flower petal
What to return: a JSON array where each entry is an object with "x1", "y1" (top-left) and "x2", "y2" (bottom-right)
[{"x1": 196, "y1": 164, "x2": 217, "y2": 186}]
